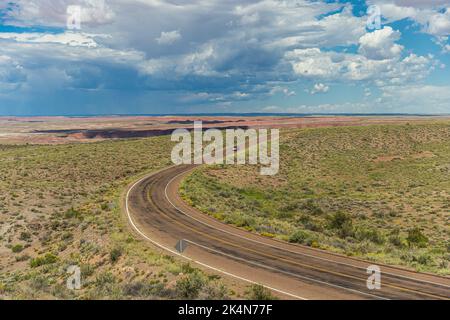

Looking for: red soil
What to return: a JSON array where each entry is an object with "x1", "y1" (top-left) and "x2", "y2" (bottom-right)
[{"x1": 0, "y1": 115, "x2": 447, "y2": 145}]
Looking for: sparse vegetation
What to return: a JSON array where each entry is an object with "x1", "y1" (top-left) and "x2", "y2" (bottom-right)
[
  {"x1": 407, "y1": 227, "x2": 429, "y2": 248},
  {"x1": 181, "y1": 123, "x2": 450, "y2": 275},
  {"x1": 109, "y1": 246, "x2": 123, "y2": 263},
  {"x1": 0, "y1": 136, "x2": 241, "y2": 299},
  {"x1": 246, "y1": 284, "x2": 277, "y2": 300},
  {"x1": 11, "y1": 244, "x2": 24, "y2": 253},
  {"x1": 30, "y1": 253, "x2": 58, "y2": 268},
  {"x1": 175, "y1": 272, "x2": 206, "y2": 299}
]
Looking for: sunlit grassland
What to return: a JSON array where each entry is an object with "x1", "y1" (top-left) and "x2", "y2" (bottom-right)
[
  {"x1": 181, "y1": 122, "x2": 450, "y2": 275},
  {"x1": 0, "y1": 137, "x2": 240, "y2": 299}
]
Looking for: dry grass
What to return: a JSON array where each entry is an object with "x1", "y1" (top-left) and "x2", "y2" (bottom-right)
[
  {"x1": 0, "y1": 136, "x2": 244, "y2": 299},
  {"x1": 181, "y1": 122, "x2": 450, "y2": 275}
]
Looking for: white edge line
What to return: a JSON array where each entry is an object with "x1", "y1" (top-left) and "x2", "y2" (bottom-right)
[
  {"x1": 166, "y1": 169, "x2": 450, "y2": 290},
  {"x1": 163, "y1": 172, "x2": 387, "y2": 300},
  {"x1": 183, "y1": 239, "x2": 387, "y2": 300},
  {"x1": 125, "y1": 172, "x2": 308, "y2": 300}
]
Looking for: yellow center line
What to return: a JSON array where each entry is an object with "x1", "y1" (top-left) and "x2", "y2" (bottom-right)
[{"x1": 146, "y1": 181, "x2": 448, "y2": 300}]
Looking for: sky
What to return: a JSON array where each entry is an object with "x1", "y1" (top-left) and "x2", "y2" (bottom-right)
[{"x1": 0, "y1": 0, "x2": 449, "y2": 115}]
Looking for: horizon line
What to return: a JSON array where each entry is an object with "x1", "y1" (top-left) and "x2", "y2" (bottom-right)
[{"x1": 1, "y1": 112, "x2": 449, "y2": 117}]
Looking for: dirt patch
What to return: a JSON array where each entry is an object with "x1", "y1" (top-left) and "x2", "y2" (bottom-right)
[
  {"x1": 373, "y1": 155, "x2": 404, "y2": 162},
  {"x1": 412, "y1": 151, "x2": 435, "y2": 159}
]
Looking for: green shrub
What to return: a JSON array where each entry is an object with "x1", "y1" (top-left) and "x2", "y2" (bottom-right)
[
  {"x1": 122, "y1": 281, "x2": 165, "y2": 297},
  {"x1": 175, "y1": 272, "x2": 206, "y2": 299},
  {"x1": 61, "y1": 232, "x2": 73, "y2": 241},
  {"x1": 11, "y1": 244, "x2": 24, "y2": 253},
  {"x1": 19, "y1": 231, "x2": 31, "y2": 241},
  {"x1": 95, "y1": 272, "x2": 116, "y2": 287},
  {"x1": 15, "y1": 254, "x2": 30, "y2": 262},
  {"x1": 30, "y1": 275, "x2": 49, "y2": 291},
  {"x1": 64, "y1": 208, "x2": 81, "y2": 219},
  {"x1": 328, "y1": 212, "x2": 354, "y2": 238},
  {"x1": 355, "y1": 227, "x2": 385, "y2": 245},
  {"x1": 81, "y1": 264, "x2": 95, "y2": 277},
  {"x1": 388, "y1": 229, "x2": 404, "y2": 247},
  {"x1": 407, "y1": 227, "x2": 428, "y2": 248},
  {"x1": 289, "y1": 230, "x2": 315, "y2": 246},
  {"x1": 30, "y1": 253, "x2": 58, "y2": 268},
  {"x1": 246, "y1": 284, "x2": 277, "y2": 300},
  {"x1": 180, "y1": 263, "x2": 196, "y2": 274},
  {"x1": 301, "y1": 199, "x2": 323, "y2": 215},
  {"x1": 94, "y1": 272, "x2": 119, "y2": 296},
  {"x1": 328, "y1": 211, "x2": 352, "y2": 229},
  {"x1": 202, "y1": 283, "x2": 229, "y2": 300},
  {"x1": 109, "y1": 246, "x2": 123, "y2": 263},
  {"x1": 122, "y1": 282, "x2": 143, "y2": 297},
  {"x1": 415, "y1": 254, "x2": 432, "y2": 266}
]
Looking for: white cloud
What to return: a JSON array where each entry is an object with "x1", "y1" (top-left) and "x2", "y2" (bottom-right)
[
  {"x1": 358, "y1": 27, "x2": 403, "y2": 60},
  {"x1": 374, "y1": 2, "x2": 417, "y2": 21},
  {"x1": 283, "y1": 102, "x2": 374, "y2": 114},
  {"x1": 263, "y1": 4, "x2": 367, "y2": 50},
  {"x1": 1, "y1": 0, "x2": 115, "y2": 28},
  {"x1": 0, "y1": 55, "x2": 26, "y2": 92},
  {"x1": 260, "y1": 84, "x2": 450, "y2": 114},
  {"x1": 140, "y1": 43, "x2": 220, "y2": 77},
  {"x1": 0, "y1": 32, "x2": 104, "y2": 48},
  {"x1": 269, "y1": 86, "x2": 296, "y2": 96},
  {"x1": 393, "y1": 1, "x2": 450, "y2": 7},
  {"x1": 426, "y1": 9, "x2": 450, "y2": 36},
  {"x1": 262, "y1": 105, "x2": 279, "y2": 111},
  {"x1": 286, "y1": 47, "x2": 433, "y2": 85},
  {"x1": 0, "y1": 0, "x2": 387, "y2": 92},
  {"x1": 287, "y1": 48, "x2": 338, "y2": 78},
  {"x1": 0, "y1": 0, "x2": 448, "y2": 113},
  {"x1": 0, "y1": 35, "x2": 144, "y2": 65},
  {"x1": 380, "y1": 84, "x2": 450, "y2": 113},
  {"x1": 370, "y1": 1, "x2": 450, "y2": 36},
  {"x1": 156, "y1": 30, "x2": 181, "y2": 45},
  {"x1": 310, "y1": 83, "x2": 329, "y2": 94}
]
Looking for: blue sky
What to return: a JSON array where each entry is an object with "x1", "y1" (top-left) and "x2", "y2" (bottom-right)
[{"x1": 0, "y1": 0, "x2": 449, "y2": 115}]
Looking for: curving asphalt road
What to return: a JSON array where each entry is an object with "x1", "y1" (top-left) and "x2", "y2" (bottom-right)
[{"x1": 125, "y1": 164, "x2": 450, "y2": 300}]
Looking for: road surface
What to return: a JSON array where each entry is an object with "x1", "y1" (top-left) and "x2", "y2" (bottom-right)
[{"x1": 125, "y1": 164, "x2": 450, "y2": 300}]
